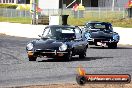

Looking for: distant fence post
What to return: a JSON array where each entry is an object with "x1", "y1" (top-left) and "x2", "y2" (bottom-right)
[
  {"x1": 123, "y1": 8, "x2": 125, "y2": 18},
  {"x1": 99, "y1": 7, "x2": 101, "y2": 18}
]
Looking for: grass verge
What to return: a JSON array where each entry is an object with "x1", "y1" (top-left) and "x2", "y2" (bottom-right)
[
  {"x1": 68, "y1": 17, "x2": 132, "y2": 28},
  {"x1": 0, "y1": 17, "x2": 31, "y2": 24},
  {"x1": 0, "y1": 16, "x2": 132, "y2": 27}
]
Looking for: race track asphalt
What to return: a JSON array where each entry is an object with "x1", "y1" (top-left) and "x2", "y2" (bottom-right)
[{"x1": 0, "y1": 34, "x2": 132, "y2": 87}]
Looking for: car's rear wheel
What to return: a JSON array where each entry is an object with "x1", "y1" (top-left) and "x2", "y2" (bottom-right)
[
  {"x1": 108, "y1": 43, "x2": 117, "y2": 49},
  {"x1": 28, "y1": 55, "x2": 37, "y2": 61}
]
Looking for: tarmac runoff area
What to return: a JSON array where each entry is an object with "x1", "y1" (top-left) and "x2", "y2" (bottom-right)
[
  {"x1": 0, "y1": 34, "x2": 132, "y2": 88},
  {"x1": 0, "y1": 22, "x2": 132, "y2": 45},
  {"x1": 0, "y1": 22, "x2": 132, "y2": 88}
]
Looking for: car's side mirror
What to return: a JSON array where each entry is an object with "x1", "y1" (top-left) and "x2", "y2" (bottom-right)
[{"x1": 38, "y1": 35, "x2": 42, "y2": 38}]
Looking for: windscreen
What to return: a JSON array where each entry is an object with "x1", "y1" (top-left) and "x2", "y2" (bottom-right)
[
  {"x1": 43, "y1": 27, "x2": 76, "y2": 40},
  {"x1": 86, "y1": 23, "x2": 112, "y2": 32}
]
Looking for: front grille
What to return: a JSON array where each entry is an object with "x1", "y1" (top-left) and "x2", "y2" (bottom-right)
[
  {"x1": 94, "y1": 38, "x2": 111, "y2": 42},
  {"x1": 36, "y1": 49, "x2": 55, "y2": 52}
]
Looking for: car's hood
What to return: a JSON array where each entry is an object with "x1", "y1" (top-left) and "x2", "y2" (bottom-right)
[
  {"x1": 33, "y1": 39, "x2": 63, "y2": 50},
  {"x1": 33, "y1": 39, "x2": 69, "y2": 50},
  {"x1": 90, "y1": 31, "x2": 113, "y2": 39}
]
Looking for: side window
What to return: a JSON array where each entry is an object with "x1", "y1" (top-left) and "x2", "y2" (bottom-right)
[
  {"x1": 74, "y1": 28, "x2": 82, "y2": 39},
  {"x1": 109, "y1": 25, "x2": 113, "y2": 32}
]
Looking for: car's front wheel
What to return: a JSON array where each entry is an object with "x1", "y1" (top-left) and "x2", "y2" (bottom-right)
[
  {"x1": 108, "y1": 42, "x2": 117, "y2": 49},
  {"x1": 79, "y1": 48, "x2": 87, "y2": 59},
  {"x1": 64, "y1": 51, "x2": 72, "y2": 61},
  {"x1": 28, "y1": 55, "x2": 37, "y2": 61}
]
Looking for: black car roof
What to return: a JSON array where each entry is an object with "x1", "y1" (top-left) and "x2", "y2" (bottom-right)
[
  {"x1": 45, "y1": 25, "x2": 76, "y2": 29},
  {"x1": 86, "y1": 21, "x2": 111, "y2": 25}
]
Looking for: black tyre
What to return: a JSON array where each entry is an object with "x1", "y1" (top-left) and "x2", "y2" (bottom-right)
[
  {"x1": 79, "y1": 48, "x2": 87, "y2": 59},
  {"x1": 64, "y1": 51, "x2": 72, "y2": 61},
  {"x1": 28, "y1": 55, "x2": 37, "y2": 61},
  {"x1": 76, "y1": 75, "x2": 87, "y2": 85},
  {"x1": 108, "y1": 43, "x2": 117, "y2": 49}
]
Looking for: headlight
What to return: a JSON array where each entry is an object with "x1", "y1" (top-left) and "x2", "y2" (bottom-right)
[
  {"x1": 27, "y1": 43, "x2": 33, "y2": 50},
  {"x1": 59, "y1": 44, "x2": 67, "y2": 51},
  {"x1": 113, "y1": 34, "x2": 120, "y2": 41},
  {"x1": 84, "y1": 33, "x2": 91, "y2": 40}
]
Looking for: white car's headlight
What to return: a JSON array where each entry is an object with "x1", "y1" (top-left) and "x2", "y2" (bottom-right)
[
  {"x1": 27, "y1": 43, "x2": 33, "y2": 50},
  {"x1": 59, "y1": 44, "x2": 67, "y2": 51}
]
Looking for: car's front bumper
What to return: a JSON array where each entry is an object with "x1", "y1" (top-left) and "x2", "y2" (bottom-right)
[
  {"x1": 88, "y1": 38, "x2": 118, "y2": 45},
  {"x1": 27, "y1": 50, "x2": 68, "y2": 57}
]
